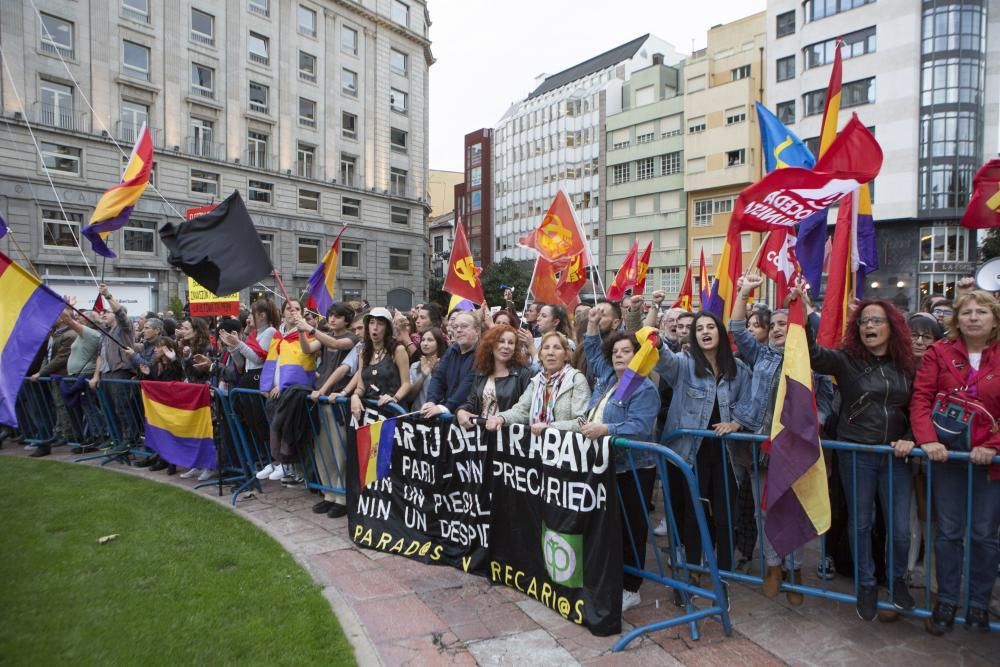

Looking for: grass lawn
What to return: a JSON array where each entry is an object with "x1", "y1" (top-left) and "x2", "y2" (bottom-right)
[{"x1": 0, "y1": 457, "x2": 355, "y2": 666}]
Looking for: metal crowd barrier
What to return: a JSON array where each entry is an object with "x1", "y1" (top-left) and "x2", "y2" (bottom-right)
[{"x1": 659, "y1": 428, "x2": 1000, "y2": 633}]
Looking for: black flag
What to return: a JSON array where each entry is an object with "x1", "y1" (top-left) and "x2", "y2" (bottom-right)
[{"x1": 159, "y1": 191, "x2": 272, "y2": 295}]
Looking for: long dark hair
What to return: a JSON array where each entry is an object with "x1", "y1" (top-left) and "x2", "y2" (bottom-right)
[
  {"x1": 688, "y1": 311, "x2": 738, "y2": 380},
  {"x1": 541, "y1": 304, "x2": 572, "y2": 338},
  {"x1": 362, "y1": 314, "x2": 402, "y2": 366},
  {"x1": 840, "y1": 299, "x2": 914, "y2": 379},
  {"x1": 185, "y1": 317, "x2": 212, "y2": 355}
]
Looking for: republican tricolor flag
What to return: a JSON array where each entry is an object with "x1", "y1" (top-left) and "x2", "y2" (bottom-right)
[
  {"x1": 612, "y1": 327, "x2": 659, "y2": 404},
  {"x1": 356, "y1": 417, "x2": 397, "y2": 487},
  {"x1": 82, "y1": 124, "x2": 153, "y2": 258},
  {"x1": 307, "y1": 226, "x2": 347, "y2": 315},
  {"x1": 762, "y1": 298, "x2": 830, "y2": 557},
  {"x1": 140, "y1": 381, "x2": 216, "y2": 469}
]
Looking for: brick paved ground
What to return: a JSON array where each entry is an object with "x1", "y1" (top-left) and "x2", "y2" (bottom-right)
[{"x1": 5, "y1": 444, "x2": 999, "y2": 666}]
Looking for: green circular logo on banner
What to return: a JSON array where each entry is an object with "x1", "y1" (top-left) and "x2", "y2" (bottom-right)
[{"x1": 542, "y1": 528, "x2": 578, "y2": 585}]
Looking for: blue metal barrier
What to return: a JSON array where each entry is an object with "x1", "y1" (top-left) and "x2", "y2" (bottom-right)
[{"x1": 658, "y1": 429, "x2": 1000, "y2": 632}]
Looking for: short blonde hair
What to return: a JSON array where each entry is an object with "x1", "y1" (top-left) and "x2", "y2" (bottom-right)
[
  {"x1": 947, "y1": 290, "x2": 1000, "y2": 344},
  {"x1": 538, "y1": 331, "x2": 572, "y2": 354}
]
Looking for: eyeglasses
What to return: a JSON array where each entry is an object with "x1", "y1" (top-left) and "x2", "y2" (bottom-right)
[
  {"x1": 451, "y1": 323, "x2": 473, "y2": 331},
  {"x1": 931, "y1": 308, "x2": 953, "y2": 316},
  {"x1": 858, "y1": 316, "x2": 887, "y2": 326},
  {"x1": 911, "y1": 332, "x2": 935, "y2": 342}
]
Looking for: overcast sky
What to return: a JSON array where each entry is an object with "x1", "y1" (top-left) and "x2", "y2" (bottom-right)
[{"x1": 427, "y1": 0, "x2": 766, "y2": 171}]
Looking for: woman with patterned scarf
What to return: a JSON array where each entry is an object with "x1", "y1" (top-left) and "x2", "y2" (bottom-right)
[{"x1": 486, "y1": 331, "x2": 590, "y2": 434}]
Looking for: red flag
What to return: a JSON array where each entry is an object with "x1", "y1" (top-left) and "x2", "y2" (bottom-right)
[
  {"x1": 518, "y1": 191, "x2": 586, "y2": 263},
  {"x1": 555, "y1": 253, "x2": 586, "y2": 307},
  {"x1": 93, "y1": 294, "x2": 105, "y2": 314},
  {"x1": 529, "y1": 256, "x2": 563, "y2": 304},
  {"x1": 698, "y1": 248, "x2": 710, "y2": 307},
  {"x1": 817, "y1": 194, "x2": 856, "y2": 347},
  {"x1": 634, "y1": 242, "x2": 652, "y2": 296},
  {"x1": 672, "y1": 263, "x2": 693, "y2": 311},
  {"x1": 607, "y1": 243, "x2": 638, "y2": 301},
  {"x1": 756, "y1": 229, "x2": 800, "y2": 306},
  {"x1": 442, "y1": 222, "x2": 485, "y2": 304},
  {"x1": 960, "y1": 159, "x2": 1000, "y2": 229}
]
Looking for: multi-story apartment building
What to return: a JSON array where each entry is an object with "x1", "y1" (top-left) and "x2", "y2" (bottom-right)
[
  {"x1": 427, "y1": 168, "x2": 461, "y2": 218},
  {"x1": 492, "y1": 34, "x2": 684, "y2": 268},
  {"x1": 428, "y1": 210, "x2": 453, "y2": 281},
  {"x1": 604, "y1": 57, "x2": 688, "y2": 300},
  {"x1": 0, "y1": 0, "x2": 432, "y2": 312},
  {"x1": 684, "y1": 12, "x2": 767, "y2": 306},
  {"x1": 766, "y1": 0, "x2": 1000, "y2": 307},
  {"x1": 453, "y1": 128, "x2": 492, "y2": 267}
]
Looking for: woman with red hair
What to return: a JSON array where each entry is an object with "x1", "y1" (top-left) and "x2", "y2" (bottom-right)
[
  {"x1": 456, "y1": 324, "x2": 533, "y2": 426},
  {"x1": 807, "y1": 297, "x2": 917, "y2": 622}
]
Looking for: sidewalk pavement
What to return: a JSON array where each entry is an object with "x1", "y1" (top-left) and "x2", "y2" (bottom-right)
[{"x1": 5, "y1": 443, "x2": 1000, "y2": 666}]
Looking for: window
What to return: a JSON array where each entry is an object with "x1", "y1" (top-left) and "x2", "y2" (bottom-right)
[
  {"x1": 342, "y1": 197, "x2": 361, "y2": 218},
  {"x1": 806, "y1": 0, "x2": 875, "y2": 23},
  {"x1": 298, "y1": 5, "x2": 317, "y2": 37},
  {"x1": 694, "y1": 200, "x2": 713, "y2": 226},
  {"x1": 469, "y1": 143, "x2": 482, "y2": 164},
  {"x1": 776, "y1": 10, "x2": 796, "y2": 37},
  {"x1": 471, "y1": 191, "x2": 482, "y2": 211},
  {"x1": 258, "y1": 232, "x2": 273, "y2": 260},
  {"x1": 190, "y1": 169, "x2": 219, "y2": 195},
  {"x1": 341, "y1": 26, "x2": 358, "y2": 55},
  {"x1": 342, "y1": 241, "x2": 361, "y2": 267},
  {"x1": 389, "y1": 248, "x2": 410, "y2": 271},
  {"x1": 249, "y1": 81, "x2": 269, "y2": 113},
  {"x1": 390, "y1": 88, "x2": 408, "y2": 113},
  {"x1": 391, "y1": 0, "x2": 409, "y2": 27},
  {"x1": 687, "y1": 157, "x2": 706, "y2": 174},
  {"x1": 433, "y1": 236, "x2": 444, "y2": 254},
  {"x1": 612, "y1": 163, "x2": 630, "y2": 185},
  {"x1": 804, "y1": 27, "x2": 876, "y2": 69},
  {"x1": 297, "y1": 143, "x2": 315, "y2": 178},
  {"x1": 40, "y1": 142, "x2": 81, "y2": 175},
  {"x1": 390, "y1": 127, "x2": 407, "y2": 151},
  {"x1": 299, "y1": 190, "x2": 320, "y2": 211},
  {"x1": 123, "y1": 219, "x2": 155, "y2": 253},
  {"x1": 40, "y1": 80, "x2": 73, "y2": 129},
  {"x1": 611, "y1": 129, "x2": 630, "y2": 149},
  {"x1": 390, "y1": 49, "x2": 408, "y2": 76},
  {"x1": 42, "y1": 209, "x2": 83, "y2": 248},
  {"x1": 342, "y1": 68, "x2": 358, "y2": 97},
  {"x1": 390, "y1": 167, "x2": 407, "y2": 196},
  {"x1": 191, "y1": 9, "x2": 214, "y2": 45},
  {"x1": 123, "y1": 41, "x2": 150, "y2": 80},
  {"x1": 298, "y1": 97, "x2": 316, "y2": 128},
  {"x1": 122, "y1": 0, "x2": 149, "y2": 22},
  {"x1": 920, "y1": 162, "x2": 976, "y2": 210},
  {"x1": 248, "y1": 0, "x2": 269, "y2": 17},
  {"x1": 687, "y1": 75, "x2": 705, "y2": 93},
  {"x1": 636, "y1": 157, "x2": 655, "y2": 180},
  {"x1": 922, "y1": 4, "x2": 986, "y2": 55},
  {"x1": 190, "y1": 119, "x2": 214, "y2": 157},
  {"x1": 727, "y1": 149, "x2": 746, "y2": 167},
  {"x1": 660, "y1": 267, "x2": 681, "y2": 294},
  {"x1": 725, "y1": 106, "x2": 746, "y2": 125},
  {"x1": 920, "y1": 226, "x2": 970, "y2": 263},
  {"x1": 843, "y1": 77, "x2": 875, "y2": 108},
  {"x1": 342, "y1": 111, "x2": 357, "y2": 139},
  {"x1": 248, "y1": 179, "x2": 273, "y2": 204},
  {"x1": 688, "y1": 116, "x2": 706, "y2": 133},
  {"x1": 299, "y1": 51, "x2": 317, "y2": 82},
  {"x1": 660, "y1": 152, "x2": 681, "y2": 175},
  {"x1": 713, "y1": 198, "x2": 734, "y2": 214},
  {"x1": 119, "y1": 101, "x2": 148, "y2": 142},
  {"x1": 40, "y1": 13, "x2": 74, "y2": 58},
  {"x1": 391, "y1": 206, "x2": 409, "y2": 225},
  {"x1": 248, "y1": 32, "x2": 269, "y2": 65},
  {"x1": 191, "y1": 63, "x2": 214, "y2": 98},
  {"x1": 247, "y1": 131, "x2": 269, "y2": 168},
  {"x1": 731, "y1": 65, "x2": 751, "y2": 81},
  {"x1": 470, "y1": 166, "x2": 481, "y2": 186},
  {"x1": 776, "y1": 55, "x2": 795, "y2": 82},
  {"x1": 340, "y1": 154, "x2": 357, "y2": 186},
  {"x1": 920, "y1": 111, "x2": 979, "y2": 160},
  {"x1": 776, "y1": 100, "x2": 795, "y2": 125},
  {"x1": 298, "y1": 238, "x2": 320, "y2": 264},
  {"x1": 636, "y1": 131, "x2": 655, "y2": 144},
  {"x1": 921, "y1": 58, "x2": 983, "y2": 107}
]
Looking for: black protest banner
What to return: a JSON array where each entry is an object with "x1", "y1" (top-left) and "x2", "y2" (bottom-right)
[
  {"x1": 345, "y1": 406, "x2": 491, "y2": 574},
  {"x1": 488, "y1": 423, "x2": 622, "y2": 636}
]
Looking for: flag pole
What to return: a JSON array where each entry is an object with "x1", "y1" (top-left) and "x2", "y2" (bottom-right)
[
  {"x1": 272, "y1": 268, "x2": 292, "y2": 304},
  {"x1": 745, "y1": 231, "x2": 772, "y2": 275},
  {"x1": 522, "y1": 256, "x2": 537, "y2": 315},
  {"x1": 5, "y1": 231, "x2": 41, "y2": 279}
]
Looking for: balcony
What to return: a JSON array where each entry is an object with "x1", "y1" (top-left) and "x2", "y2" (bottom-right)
[
  {"x1": 40, "y1": 40, "x2": 74, "y2": 59},
  {"x1": 248, "y1": 2, "x2": 269, "y2": 17},
  {"x1": 190, "y1": 31, "x2": 214, "y2": 47},
  {"x1": 185, "y1": 136, "x2": 225, "y2": 160},
  {"x1": 294, "y1": 161, "x2": 324, "y2": 180},
  {"x1": 249, "y1": 52, "x2": 269, "y2": 66},
  {"x1": 190, "y1": 84, "x2": 215, "y2": 100},
  {"x1": 121, "y1": 5, "x2": 149, "y2": 23},
  {"x1": 34, "y1": 102, "x2": 90, "y2": 133},
  {"x1": 115, "y1": 121, "x2": 163, "y2": 147},
  {"x1": 245, "y1": 149, "x2": 275, "y2": 171}
]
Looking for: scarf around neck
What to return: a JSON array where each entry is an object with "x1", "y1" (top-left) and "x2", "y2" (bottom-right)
[{"x1": 529, "y1": 365, "x2": 574, "y2": 425}]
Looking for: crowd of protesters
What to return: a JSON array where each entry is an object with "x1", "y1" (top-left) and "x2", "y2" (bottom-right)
[{"x1": 4, "y1": 275, "x2": 999, "y2": 634}]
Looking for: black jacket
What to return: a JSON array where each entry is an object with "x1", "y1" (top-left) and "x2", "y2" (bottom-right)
[
  {"x1": 425, "y1": 343, "x2": 476, "y2": 411},
  {"x1": 809, "y1": 336, "x2": 912, "y2": 445},
  {"x1": 458, "y1": 366, "x2": 534, "y2": 416}
]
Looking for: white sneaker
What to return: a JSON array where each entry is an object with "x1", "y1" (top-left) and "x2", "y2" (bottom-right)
[
  {"x1": 622, "y1": 590, "x2": 641, "y2": 613},
  {"x1": 179, "y1": 468, "x2": 201, "y2": 479},
  {"x1": 653, "y1": 518, "x2": 668, "y2": 537},
  {"x1": 268, "y1": 464, "x2": 286, "y2": 481},
  {"x1": 255, "y1": 463, "x2": 275, "y2": 480},
  {"x1": 197, "y1": 468, "x2": 216, "y2": 482}
]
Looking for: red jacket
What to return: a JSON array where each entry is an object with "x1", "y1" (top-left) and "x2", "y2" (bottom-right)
[{"x1": 911, "y1": 338, "x2": 1000, "y2": 480}]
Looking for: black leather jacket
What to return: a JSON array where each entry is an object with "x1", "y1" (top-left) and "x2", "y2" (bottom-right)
[
  {"x1": 459, "y1": 366, "x2": 534, "y2": 417},
  {"x1": 809, "y1": 338, "x2": 912, "y2": 445}
]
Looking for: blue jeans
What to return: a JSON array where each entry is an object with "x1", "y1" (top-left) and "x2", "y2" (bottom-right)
[
  {"x1": 933, "y1": 462, "x2": 1000, "y2": 610},
  {"x1": 838, "y1": 450, "x2": 911, "y2": 588}
]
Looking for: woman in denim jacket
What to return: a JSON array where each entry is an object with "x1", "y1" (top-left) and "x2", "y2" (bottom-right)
[
  {"x1": 580, "y1": 310, "x2": 661, "y2": 613},
  {"x1": 655, "y1": 311, "x2": 750, "y2": 574}
]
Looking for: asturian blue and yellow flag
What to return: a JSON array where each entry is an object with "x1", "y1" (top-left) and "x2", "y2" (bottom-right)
[{"x1": 755, "y1": 102, "x2": 815, "y2": 174}]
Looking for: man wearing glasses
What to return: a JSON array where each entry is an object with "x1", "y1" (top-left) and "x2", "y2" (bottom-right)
[{"x1": 420, "y1": 310, "x2": 480, "y2": 418}]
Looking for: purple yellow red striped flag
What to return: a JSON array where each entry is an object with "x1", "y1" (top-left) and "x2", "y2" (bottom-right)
[
  {"x1": 82, "y1": 124, "x2": 153, "y2": 258},
  {"x1": 306, "y1": 226, "x2": 347, "y2": 316},
  {"x1": 140, "y1": 381, "x2": 216, "y2": 469},
  {"x1": 763, "y1": 298, "x2": 830, "y2": 557},
  {"x1": 356, "y1": 417, "x2": 397, "y2": 487},
  {"x1": 0, "y1": 252, "x2": 66, "y2": 427},
  {"x1": 612, "y1": 327, "x2": 659, "y2": 403}
]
